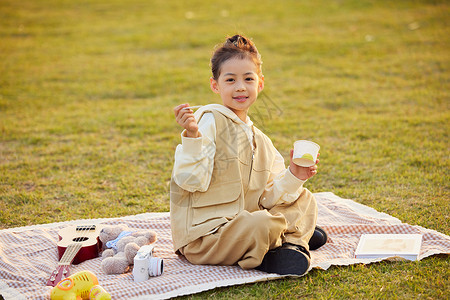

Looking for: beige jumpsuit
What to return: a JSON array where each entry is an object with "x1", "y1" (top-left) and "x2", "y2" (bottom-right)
[{"x1": 170, "y1": 107, "x2": 317, "y2": 269}]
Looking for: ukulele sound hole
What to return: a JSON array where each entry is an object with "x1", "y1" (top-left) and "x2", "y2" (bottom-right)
[{"x1": 73, "y1": 237, "x2": 88, "y2": 242}]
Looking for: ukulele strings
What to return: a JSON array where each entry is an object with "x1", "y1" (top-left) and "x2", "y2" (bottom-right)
[
  {"x1": 60, "y1": 243, "x2": 82, "y2": 265},
  {"x1": 59, "y1": 225, "x2": 95, "y2": 265}
]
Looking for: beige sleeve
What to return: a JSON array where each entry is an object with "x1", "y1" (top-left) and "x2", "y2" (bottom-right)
[
  {"x1": 172, "y1": 113, "x2": 216, "y2": 192},
  {"x1": 260, "y1": 151, "x2": 306, "y2": 209}
]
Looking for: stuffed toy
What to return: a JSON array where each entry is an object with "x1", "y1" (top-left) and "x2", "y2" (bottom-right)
[{"x1": 99, "y1": 224, "x2": 157, "y2": 274}]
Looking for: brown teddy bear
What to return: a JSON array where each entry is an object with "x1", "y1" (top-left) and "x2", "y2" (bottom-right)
[{"x1": 99, "y1": 224, "x2": 157, "y2": 274}]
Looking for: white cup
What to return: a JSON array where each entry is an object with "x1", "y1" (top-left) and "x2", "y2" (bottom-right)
[{"x1": 293, "y1": 140, "x2": 320, "y2": 167}]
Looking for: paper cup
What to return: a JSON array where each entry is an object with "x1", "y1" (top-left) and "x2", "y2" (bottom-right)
[{"x1": 293, "y1": 140, "x2": 320, "y2": 167}]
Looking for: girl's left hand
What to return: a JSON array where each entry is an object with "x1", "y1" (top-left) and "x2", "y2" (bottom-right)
[{"x1": 289, "y1": 150, "x2": 319, "y2": 181}]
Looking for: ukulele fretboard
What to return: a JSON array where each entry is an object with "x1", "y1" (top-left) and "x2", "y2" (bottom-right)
[{"x1": 59, "y1": 243, "x2": 83, "y2": 265}]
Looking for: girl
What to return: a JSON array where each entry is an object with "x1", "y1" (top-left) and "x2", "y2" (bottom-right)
[{"x1": 170, "y1": 34, "x2": 326, "y2": 275}]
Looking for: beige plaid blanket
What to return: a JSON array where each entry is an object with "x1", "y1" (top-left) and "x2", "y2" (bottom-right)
[{"x1": 1, "y1": 192, "x2": 449, "y2": 299}]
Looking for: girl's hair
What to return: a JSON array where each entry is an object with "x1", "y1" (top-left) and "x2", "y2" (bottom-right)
[{"x1": 210, "y1": 34, "x2": 262, "y2": 80}]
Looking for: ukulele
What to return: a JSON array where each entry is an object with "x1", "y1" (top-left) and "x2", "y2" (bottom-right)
[{"x1": 47, "y1": 224, "x2": 104, "y2": 286}]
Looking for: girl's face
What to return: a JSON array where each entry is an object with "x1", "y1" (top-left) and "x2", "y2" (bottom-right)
[{"x1": 210, "y1": 57, "x2": 264, "y2": 122}]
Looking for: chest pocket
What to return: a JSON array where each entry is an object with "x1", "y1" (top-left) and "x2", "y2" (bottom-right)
[
  {"x1": 248, "y1": 142, "x2": 272, "y2": 191},
  {"x1": 191, "y1": 179, "x2": 242, "y2": 226}
]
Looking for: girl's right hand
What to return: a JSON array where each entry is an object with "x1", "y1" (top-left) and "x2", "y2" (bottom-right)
[{"x1": 174, "y1": 103, "x2": 199, "y2": 138}]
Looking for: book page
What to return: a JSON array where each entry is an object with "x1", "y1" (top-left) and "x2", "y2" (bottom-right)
[{"x1": 360, "y1": 237, "x2": 416, "y2": 254}]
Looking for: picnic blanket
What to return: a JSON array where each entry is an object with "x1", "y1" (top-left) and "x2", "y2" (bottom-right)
[{"x1": 1, "y1": 192, "x2": 449, "y2": 300}]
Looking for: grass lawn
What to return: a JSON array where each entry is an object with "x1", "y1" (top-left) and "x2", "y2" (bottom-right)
[{"x1": 1, "y1": 0, "x2": 449, "y2": 298}]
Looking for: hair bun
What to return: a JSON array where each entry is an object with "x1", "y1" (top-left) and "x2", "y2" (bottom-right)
[{"x1": 227, "y1": 34, "x2": 251, "y2": 49}]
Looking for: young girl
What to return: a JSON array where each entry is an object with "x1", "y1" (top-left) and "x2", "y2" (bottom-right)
[{"x1": 170, "y1": 34, "x2": 326, "y2": 275}]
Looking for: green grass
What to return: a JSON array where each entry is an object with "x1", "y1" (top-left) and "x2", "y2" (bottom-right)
[{"x1": 1, "y1": 0, "x2": 449, "y2": 298}]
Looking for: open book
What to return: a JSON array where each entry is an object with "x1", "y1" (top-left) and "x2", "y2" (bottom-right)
[{"x1": 355, "y1": 234, "x2": 422, "y2": 261}]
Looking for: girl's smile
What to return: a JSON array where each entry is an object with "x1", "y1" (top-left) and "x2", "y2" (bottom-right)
[
  {"x1": 210, "y1": 57, "x2": 264, "y2": 122},
  {"x1": 233, "y1": 95, "x2": 249, "y2": 102}
]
